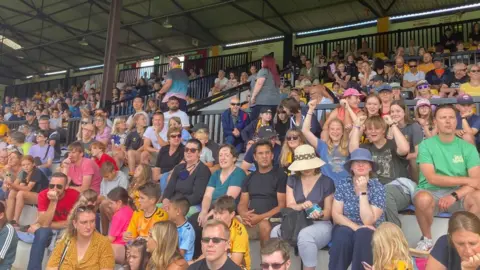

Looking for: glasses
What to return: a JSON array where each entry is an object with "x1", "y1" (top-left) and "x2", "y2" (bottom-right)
[
  {"x1": 416, "y1": 84, "x2": 429, "y2": 90},
  {"x1": 457, "y1": 69, "x2": 467, "y2": 72},
  {"x1": 83, "y1": 129, "x2": 94, "y2": 132},
  {"x1": 409, "y1": 65, "x2": 417, "y2": 68},
  {"x1": 471, "y1": 70, "x2": 480, "y2": 73},
  {"x1": 286, "y1": 136, "x2": 299, "y2": 141},
  {"x1": 277, "y1": 111, "x2": 286, "y2": 114},
  {"x1": 81, "y1": 121, "x2": 89, "y2": 125},
  {"x1": 185, "y1": 148, "x2": 199, "y2": 153},
  {"x1": 76, "y1": 205, "x2": 96, "y2": 213},
  {"x1": 201, "y1": 237, "x2": 227, "y2": 244},
  {"x1": 230, "y1": 103, "x2": 241, "y2": 106},
  {"x1": 170, "y1": 134, "x2": 181, "y2": 139},
  {"x1": 260, "y1": 260, "x2": 288, "y2": 270},
  {"x1": 48, "y1": 184, "x2": 64, "y2": 190},
  {"x1": 94, "y1": 118, "x2": 103, "y2": 122}
]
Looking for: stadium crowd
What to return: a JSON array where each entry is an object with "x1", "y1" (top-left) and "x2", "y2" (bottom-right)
[{"x1": 0, "y1": 29, "x2": 480, "y2": 270}]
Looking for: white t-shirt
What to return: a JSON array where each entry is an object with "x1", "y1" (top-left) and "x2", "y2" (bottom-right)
[
  {"x1": 100, "y1": 171, "x2": 129, "y2": 197},
  {"x1": 358, "y1": 71, "x2": 377, "y2": 82},
  {"x1": 143, "y1": 126, "x2": 162, "y2": 150},
  {"x1": 162, "y1": 110, "x2": 190, "y2": 133},
  {"x1": 215, "y1": 77, "x2": 228, "y2": 89}
]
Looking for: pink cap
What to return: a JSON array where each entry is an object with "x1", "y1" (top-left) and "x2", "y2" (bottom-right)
[
  {"x1": 342, "y1": 88, "x2": 363, "y2": 97},
  {"x1": 415, "y1": 98, "x2": 431, "y2": 109}
]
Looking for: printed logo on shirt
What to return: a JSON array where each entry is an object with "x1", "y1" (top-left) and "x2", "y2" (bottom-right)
[{"x1": 452, "y1": 155, "x2": 464, "y2": 164}]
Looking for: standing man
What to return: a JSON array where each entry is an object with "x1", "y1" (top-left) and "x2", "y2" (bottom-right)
[
  {"x1": 159, "y1": 57, "x2": 189, "y2": 112},
  {"x1": 260, "y1": 239, "x2": 291, "y2": 270},
  {"x1": 222, "y1": 97, "x2": 250, "y2": 153}
]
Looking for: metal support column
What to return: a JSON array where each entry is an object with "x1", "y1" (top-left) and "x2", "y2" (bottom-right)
[
  {"x1": 101, "y1": 0, "x2": 122, "y2": 109},
  {"x1": 283, "y1": 34, "x2": 293, "y2": 68}
]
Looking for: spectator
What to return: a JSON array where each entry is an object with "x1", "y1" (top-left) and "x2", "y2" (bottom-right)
[
  {"x1": 394, "y1": 56, "x2": 409, "y2": 78},
  {"x1": 416, "y1": 80, "x2": 441, "y2": 100},
  {"x1": 9, "y1": 109, "x2": 25, "y2": 122},
  {"x1": 145, "y1": 98, "x2": 159, "y2": 120},
  {"x1": 27, "y1": 172, "x2": 80, "y2": 270},
  {"x1": 166, "y1": 117, "x2": 192, "y2": 145},
  {"x1": 406, "y1": 39, "x2": 420, "y2": 56},
  {"x1": 48, "y1": 108, "x2": 61, "y2": 129},
  {"x1": 61, "y1": 141, "x2": 102, "y2": 193},
  {"x1": 274, "y1": 106, "x2": 289, "y2": 142},
  {"x1": 303, "y1": 100, "x2": 350, "y2": 185},
  {"x1": 5, "y1": 155, "x2": 48, "y2": 226},
  {"x1": 94, "y1": 115, "x2": 111, "y2": 146},
  {"x1": 127, "y1": 238, "x2": 148, "y2": 270},
  {"x1": 359, "y1": 61, "x2": 377, "y2": 90},
  {"x1": 334, "y1": 62, "x2": 351, "y2": 89},
  {"x1": 250, "y1": 55, "x2": 282, "y2": 121},
  {"x1": 271, "y1": 144, "x2": 333, "y2": 270},
  {"x1": 297, "y1": 59, "x2": 320, "y2": 86},
  {"x1": 188, "y1": 219, "x2": 242, "y2": 270},
  {"x1": 143, "y1": 112, "x2": 167, "y2": 167},
  {"x1": 124, "y1": 182, "x2": 168, "y2": 242},
  {"x1": 248, "y1": 65, "x2": 257, "y2": 91},
  {"x1": 349, "y1": 115, "x2": 412, "y2": 228},
  {"x1": 455, "y1": 94, "x2": 480, "y2": 145},
  {"x1": 10, "y1": 131, "x2": 31, "y2": 155},
  {"x1": 0, "y1": 202, "x2": 18, "y2": 270},
  {"x1": 155, "y1": 127, "x2": 185, "y2": 192},
  {"x1": 427, "y1": 211, "x2": 480, "y2": 270},
  {"x1": 383, "y1": 61, "x2": 402, "y2": 84},
  {"x1": 162, "y1": 139, "x2": 211, "y2": 217},
  {"x1": 226, "y1": 72, "x2": 239, "y2": 90},
  {"x1": 469, "y1": 22, "x2": 480, "y2": 46},
  {"x1": 125, "y1": 113, "x2": 147, "y2": 175},
  {"x1": 441, "y1": 27, "x2": 458, "y2": 52},
  {"x1": 76, "y1": 123, "x2": 97, "y2": 158},
  {"x1": 3, "y1": 107, "x2": 11, "y2": 121},
  {"x1": 425, "y1": 58, "x2": 452, "y2": 91},
  {"x1": 91, "y1": 141, "x2": 118, "y2": 171},
  {"x1": 210, "y1": 70, "x2": 229, "y2": 96},
  {"x1": 414, "y1": 104, "x2": 480, "y2": 251},
  {"x1": 128, "y1": 164, "x2": 151, "y2": 210},
  {"x1": 189, "y1": 68, "x2": 198, "y2": 80},
  {"x1": 375, "y1": 84, "x2": 394, "y2": 116},
  {"x1": 159, "y1": 57, "x2": 189, "y2": 111},
  {"x1": 1, "y1": 152, "x2": 22, "y2": 202},
  {"x1": 307, "y1": 84, "x2": 335, "y2": 122},
  {"x1": 111, "y1": 118, "x2": 128, "y2": 168},
  {"x1": 418, "y1": 47, "x2": 426, "y2": 57},
  {"x1": 441, "y1": 63, "x2": 469, "y2": 97},
  {"x1": 260, "y1": 239, "x2": 291, "y2": 270},
  {"x1": 191, "y1": 124, "x2": 220, "y2": 171},
  {"x1": 19, "y1": 124, "x2": 35, "y2": 143},
  {"x1": 238, "y1": 140, "x2": 286, "y2": 247},
  {"x1": 28, "y1": 130, "x2": 54, "y2": 176},
  {"x1": 281, "y1": 97, "x2": 321, "y2": 136},
  {"x1": 418, "y1": 52, "x2": 435, "y2": 74},
  {"x1": 459, "y1": 63, "x2": 480, "y2": 96},
  {"x1": 239, "y1": 72, "x2": 248, "y2": 85},
  {"x1": 46, "y1": 203, "x2": 115, "y2": 269},
  {"x1": 146, "y1": 221, "x2": 188, "y2": 269},
  {"x1": 279, "y1": 129, "x2": 307, "y2": 172},
  {"x1": 329, "y1": 148, "x2": 386, "y2": 270},
  {"x1": 126, "y1": 97, "x2": 150, "y2": 129},
  {"x1": 241, "y1": 107, "x2": 273, "y2": 145},
  {"x1": 241, "y1": 127, "x2": 282, "y2": 173},
  {"x1": 165, "y1": 199, "x2": 195, "y2": 263},
  {"x1": 372, "y1": 75, "x2": 385, "y2": 90},
  {"x1": 415, "y1": 98, "x2": 437, "y2": 138},
  {"x1": 25, "y1": 111, "x2": 38, "y2": 130},
  {"x1": 162, "y1": 96, "x2": 190, "y2": 134},
  {"x1": 403, "y1": 59, "x2": 425, "y2": 90},
  {"x1": 222, "y1": 97, "x2": 250, "y2": 153},
  {"x1": 194, "y1": 130, "x2": 215, "y2": 169},
  {"x1": 357, "y1": 40, "x2": 373, "y2": 58},
  {"x1": 390, "y1": 82, "x2": 403, "y2": 101}
]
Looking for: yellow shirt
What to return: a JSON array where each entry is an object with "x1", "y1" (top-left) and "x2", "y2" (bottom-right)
[
  {"x1": 229, "y1": 218, "x2": 251, "y2": 270},
  {"x1": 395, "y1": 64, "x2": 410, "y2": 75},
  {"x1": 47, "y1": 231, "x2": 115, "y2": 270},
  {"x1": 127, "y1": 207, "x2": 168, "y2": 238},
  {"x1": 460, "y1": 82, "x2": 480, "y2": 96},
  {"x1": 418, "y1": 63, "x2": 434, "y2": 74}
]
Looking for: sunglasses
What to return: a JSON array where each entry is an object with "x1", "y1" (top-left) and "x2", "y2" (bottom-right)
[
  {"x1": 277, "y1": 111, "x2": 286, "y2": 114},
  {"x1": 76, "y1": 205, "x2": 96, "y2": 213},
  {"x1": 260, "y1": 260, "x2": 288, "y2": 270},
  {"x1": 416, "y1": 84, "x2": 429, "y2": 90},
  {"x1": 201, "y1": 237, "x2": 227, "y2": 244},
  {"x1": 48, "y1": 184, "x2": 64, "y2": 190},
  {"x1": 81, "y1": 121, "x2": 89, "y2": 125},
  {"x1": 185, "y1": 147, "x2": 199, "y2": 153},
  {"x1": 471, "y1": 70, "x2": 480, "y2": 73},
  {"x1": 286, "y1": 136, "x2": 299, "y2": 141},
  {"x1": 230, "y1": 103, "x2": 241, "y2": 106},
  {"x1": 409, "y1": 65, "x2": 417, "y2": 68},
  {"x1": 169, "y1": 134, "x2": 181, "y2": 139}
]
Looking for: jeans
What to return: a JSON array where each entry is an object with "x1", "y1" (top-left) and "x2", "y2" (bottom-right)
[
  {"x1": 225, "y1": 135, "x2": 244, "y2": 153},
  {"x1": 28, "y1": 227, "x2": 53, "y2": 270},
  {"x1": 328, "y1": 225, "x2": 374, "y2": 270},
  {"x1": 249, "y1": 105, "x2": 277, "y2": 122}
]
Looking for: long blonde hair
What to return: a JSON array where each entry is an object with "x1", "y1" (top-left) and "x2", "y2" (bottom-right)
[
  {"x1": 147, "y1": 221, "x2": 184, "y2": 270},
  {"x1": 280, "y1": 129, "x2": 307, "y2": 168},
  {"x1": 129, "y1": 164, "x2": 152, "y2": 194},
  {"x1": 326, "y1": 118, "x2": 349, "y2": 157},
  {"x1": 60, "y1": 203, "x2": 96, "y2": 242},
  {"x1": 372, "y1": 222, "x2": 414, "y2": 270},
  {"x1": 111, "y1": 118, "x2": 126, "y2": 135}
]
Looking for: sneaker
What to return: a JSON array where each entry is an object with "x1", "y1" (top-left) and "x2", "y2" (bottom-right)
[{"x1": 416, "y1": 237, "x2": 433, "y2": 251}]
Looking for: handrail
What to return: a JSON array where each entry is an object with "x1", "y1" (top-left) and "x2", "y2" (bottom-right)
[{"x1": 187, "y1": 83, "x2": 250, "y2": 113}]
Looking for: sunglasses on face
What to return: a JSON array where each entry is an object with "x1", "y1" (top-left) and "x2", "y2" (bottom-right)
[
  {"x1": 409, "y1": 65, "x2": 417, "y2": 68},
  {"x1": 417, "y1": 84, "x2": 429, "y2": 90},
  {"x1": 230, "y1": 103, "x2": 241, "y2": 106},
  {"x1": 81, "y1": 121, "x2": 89, "y2": 125},
  {"x1": 170, "y1": 134, "x2": 181, "y2": 139},
  {"x1": 471, "y1": 70, "x2": 480, "y2": 73},
  {"x1": 277, "y1": 111, "x2": 286, "y2": 114},
  {"x1": 201, "y1": 237, "x2": 227, "y2": 244},
  {"x1": 457, "y1": 69, "x2": 467, "y2": 72},
  {"x1": 286, "y1": 136, "x2": 299, "y2": 141},
  {"x1": 49, "y1": 184, "x2": 64, "y2": 190},
  {"x1": 185, "y1": 147, "x2": 199, "y2": 153},
  {"x1": 260, "y1": 260, "x2": 288, "y2": 270}
]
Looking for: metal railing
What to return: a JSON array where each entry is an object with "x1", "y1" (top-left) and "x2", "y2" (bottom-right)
[
  {"x1": 404, "y1": 50, "x2": 480, "y2": 67},
  {"x1": 187, "y1": 83, "x2": 250, "y2": 112}
]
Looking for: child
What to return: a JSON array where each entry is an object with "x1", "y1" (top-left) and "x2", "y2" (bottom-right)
[
  {"x1": 128, "y1": 164, "x2": 151, "y2": 210},
  {"x1": 123, "y1": 182, "x2": 168, "y2": 243},
  {"x1": 167, "y1": 117, "x2": 191, "y2": 145},
  {"x1": 106, "y1": 187, "x2": 133, "y2": 265},
  {"x1": 166, "y1": 198, "x2": 195, "y2": 262},
  {"x1": 193, "y1": 130, "x2": 214, "y2": 168},
  {"x1": 127, "y1": 238, "x2": 148, "y2": 270},
  {"x1": 0, "y1": 202, "x2": 18, "y2": 269}
]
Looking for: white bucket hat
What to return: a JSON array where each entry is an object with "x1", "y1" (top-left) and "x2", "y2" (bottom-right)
[{"x1": 288, "y1": 144, "x2": 326, "y2": 172}]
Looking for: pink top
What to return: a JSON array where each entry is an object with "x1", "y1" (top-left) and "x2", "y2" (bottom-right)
[
  {"x1": 95, "y1": 126, "x2": 112, "y2": 145},
  {"x1": 110, "y1": 206, "x2": 134, "y2": 245},
  {"x1": 68, "y1": 157, "x2": 103, "y2": 193}
]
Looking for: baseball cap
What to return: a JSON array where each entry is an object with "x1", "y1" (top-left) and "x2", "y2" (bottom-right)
[
  {"x1": 373, "y1": 75, "x2": 385, "y2": 82},
  {"x1": 416, "y1": 80, "x2": 429, "y2": 87},
  {"x1": 457, "y1": 94, "x2": 474, "y2": 105},
  {"x1": 375, "y1": 84, "x2": 392, "y2": 93},
  {"x1": 257, "y1": 126, "x2": 277, "y2": 140},
  {"x1": 415, "y1": 98, "x2": 431, "y2": 110},
  {"x1": 433, "y1": 57, "x2": 443, "y2": 62},
  {"x1": 260, "y1": 107, "x2": 273, "y2": 114},
  {"x1": 342, "y1": 88, "x2": 363, "y2": 97},
  {"x1": 27, "y1": 111, "x2": 35, "y2": 116},
  {"x1": 390, "y1": 82, "x2": 401, "y2": 89},
  {"x1": 191, "y1": 123, "x2": 209, "y2": 132}
]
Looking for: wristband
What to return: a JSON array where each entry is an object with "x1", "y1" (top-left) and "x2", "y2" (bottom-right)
[
  {"x1": 389, "y1": 123, "x2": 397, "y2": 128},
  {"x1": 307, "y1": 113, "x2": 313, "y2": 116},
  {"x1": 353, "y1": 125, "x2": 361, "y2": 129}
]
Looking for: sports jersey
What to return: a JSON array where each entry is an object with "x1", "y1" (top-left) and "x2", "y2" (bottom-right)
[
  {"x1": 127, "y1": 207, "x2": 168, "y2": 238},
  {"x1": 177, "y1": 221, "x2": 195, "y2": 261},
  {"x1": 229, "y1": 218, "x2": 251, "y2": 270}
]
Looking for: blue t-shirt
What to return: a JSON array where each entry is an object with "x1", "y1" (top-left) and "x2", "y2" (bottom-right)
[
  {"x1": 456, "y1": 113, "x2": 480, "y2": 143},
  {"x1": 166, "y1": 68, "x2": 189, "y2": 97},
  {"x1": 177, "y1": 221, "x2": 195, "y2": 261},
  {"x1": 334, "y1": 177, "x2": 386, "y2": 227},
  {"x1": 207, "y1": 167, "x2": 246, "y2": 202},
  {"x1": 316, "y1": 139, "x2": 349, "y2": 186}
]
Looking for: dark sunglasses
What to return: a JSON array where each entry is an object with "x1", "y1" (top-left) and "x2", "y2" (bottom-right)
[
  {"x1": 286, "y1": 136, "x2": 299, "y2": 141},
  {"x1": 409, "y1": 65, "x2": 417, "y2": 68},
  {"x1": 458, "y1": 69, "x2": 467, "y2": 72},
  {"x1": 260, "y1": 260, "x2": 288, "y2": 270},
  {"x1": 81, "y1": 121, "x2": 89, "y2": 125},
  {"x1": 201, "y1": 237, "x2": 227, "y2": 244},
  {"x1": 48, "y1": 184, "x2": 64, "y2": 190},
  {"x1": 230, "y1": 103, "x2": 241, "y2": 106},
  {"x1": 277, "y1": 111, "x2": 286, "y2": 114},
  {"x1": 471, "y1": 70, "x2": 480, "y2": 73},
  {"x1": 185, "y1": 147, "x2": 199, "y2": 153},
  {"x1": 416, "y1": 84, "x2": 429, "y2": 90},
  {"x1": 76, "y1": 205, "x2": 96, "y2": 213},
  {"x1": 170, "y1": 134, "x2": 181, "y2": 139}
]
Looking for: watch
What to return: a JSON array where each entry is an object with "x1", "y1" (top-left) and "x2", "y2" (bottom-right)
[
  {"x1": 451, "y1": 192, "x2": 460, "y2": 201},
  {"x1": 360, "y1": 192, "x2": 367, "y2": 196}
]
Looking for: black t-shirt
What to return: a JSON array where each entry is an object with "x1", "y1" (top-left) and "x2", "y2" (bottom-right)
[
  {"x1": 47, "y1": 129, "x2": 61, "y2": 158},
  {"x1": 206, "y1": 140, "x2": 220, "y2": 164},
  {"x1": 125, "y1": 130, "x2": 144, "y2": 151},
  {"x1": 448, "y1": 75, "x2": 469, "y2": 89},
  {"x1": 19, "y1": 167, "x2": 49, "y2": 193},
  {"x1": 163, "y1": 162, "x2": 211, "y2": 206},
  {"x1": 430, "y1": 235, "x2": 479, "y2": 270},
  {"x1": 188, "y1": 257, "x2": 241, "y2": 270},
  {"x1": 241, "y1": 167, "x2": 287, "y2": 215},
  {"x1": 156, "y1": 144, "x2": 184, "y2": 173}
]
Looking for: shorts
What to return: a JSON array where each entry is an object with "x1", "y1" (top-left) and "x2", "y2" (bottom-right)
[
  {"x1": 414, "y1": 188, "x2": 464, "y2": 214},
  {"x1": 0, "y1": 181, "x2": 7, "y2": 201},
  {"x1": 149, "y1": 152, "x2": 159, "y2": 167}
]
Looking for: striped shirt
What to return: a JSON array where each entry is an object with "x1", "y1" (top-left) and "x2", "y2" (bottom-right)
[{"x1": 0, "y1": 224, "x2": 18, "y2": 269}]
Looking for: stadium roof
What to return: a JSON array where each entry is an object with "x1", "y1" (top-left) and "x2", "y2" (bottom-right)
[{"x1": 0, "y1": 0, "x2": 473, "y2": 81}]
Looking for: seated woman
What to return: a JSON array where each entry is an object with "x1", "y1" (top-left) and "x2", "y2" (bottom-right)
[
  {"x1": 270, "y1": 144, "x2": 334, "y2": 270},
  {"x1": 94, "y1": 115, "x2": 112, "y2": 147},
  {"x1": 128, "y1": 164, "x2": 152, "y2": 210},
  {"x1": 241, "y1": 107, "x2": 273, "y2": 146},
  {"x1": 162, "y1": 139, "x2": 211, "y2": 218},
  {"x1": 329, "y1": 148, "x2": 386, "y2": 270},
  {"x1": 414, "y1": 98, "x2": 437, "y2": 138},
  {"x1": 111, "y1": 118, "x2": 128, "y2": 168},
  {"x1": 210, "y1": 70, "x2": 228, "y2": 96},
  {"x1": 239, "y1": 72, "x2": 249, "y2": 86},
  {"x1": 364, "y1": 94, "x2": 382, "y2": 119},
  {"x1": 146, "y1": 221, "x2": 188, "y2": 270},
  {"x1": 5, "y1": 155, "x2": 49, "y2": 226},
  {"x1": 28, "y1": 130, "x2": 54, "y2": 177},
  {"x1": 225, "y1": 71, "x2": 239, "y2": 90},
  {"x1": 46, "y1": 204, "x2": 115, "y2": 270},
  {"x1": 166, "y1": 117, "x2": 191, "y2": 145},
  {"x1": 91, "y1": 141, "x2": 118, "y2": 171},
  {"x1": 126, "y1": 113, "x2": 147, "y2": 175},
  {"x1": 155, "y1": 127, "x2": 185, "y2": 192},
  {"x1": 426, "y1": 211, "x2": 480, "y2": 270},
  {"x1": 279, "y1": 129, "x2": 307, "y2": 174},
  {"x1": 334, "y1": 62, "x2": 351, "y2": 89}
]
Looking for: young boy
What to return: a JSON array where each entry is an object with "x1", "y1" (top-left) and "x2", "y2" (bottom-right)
[
  {"x1": 0, "y1": 202, "x2": 18, "y2": 269},
  {"x1": 99, "y1": 161, "x2": 129, "y2": 234},
  {"x1": 212, "y1": 195, "x2": 251, "y2": 270},
  {"x1": 193, "y1": 130, "x2": 214, "y2": 168},
  {"x1": 107, "y1": 187, "x2": 133, "y2": 265},
  {"x1": 123, "y1": 182, "x2": 168, "y2": 242},
  {"x1": 166, "y1": 198, "x2": 195, "y2": 262}
]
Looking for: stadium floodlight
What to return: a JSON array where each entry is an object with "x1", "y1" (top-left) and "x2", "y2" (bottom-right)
[
  {"x1": 44, "y1": 70, "x2": 67, "y2": 76},
  {"x1": 225, "y1": 36, "x2": 284, "y2": 47},
  {"x1": 296, "y1": 20, "x2": 377, "y2": 36},
  {"x1": 0, "y1": 35, "x2": 22, "y2": 50},
  {"x1": 79, "y1": 64, "x2": 104, "y2": 70},
  {"x1": 390, "y1": 3, "x2": 480, "y2": 21}
]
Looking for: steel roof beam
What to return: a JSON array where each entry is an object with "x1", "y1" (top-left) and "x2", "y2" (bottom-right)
[
  {"x1": 262, "y1": 0, "x2": 294, "y2": 33},
  {"x1": 358, "y1": 0, "x2": 382, "y2": 17},
  {"x1": 229, "y1": 2, "x2": 287, "y2": 34}
]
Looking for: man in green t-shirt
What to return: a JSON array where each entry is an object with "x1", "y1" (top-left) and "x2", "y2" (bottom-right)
[{"x1": 414, "y1": 104, "x2": 480, "y2": 251}]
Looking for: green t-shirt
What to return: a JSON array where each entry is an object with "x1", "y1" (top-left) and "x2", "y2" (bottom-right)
[
  {"x1": 417, "y1": 136, "x2": 480, "y2": 191},
  {"x1": 207, "y1": 167, "x2": 246, "y2": 203}
]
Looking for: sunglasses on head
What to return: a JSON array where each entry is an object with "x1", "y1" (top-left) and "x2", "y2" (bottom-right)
[
  {"x1": 201, "y1": 237, "x2": 227, "y2": 244},
  {"x1": 48, "y1": 184, "x2": 64, "y2": 190},
  {"x1": 260, "y1": 260, "x2": 288, "y2": 270},
  {"x1": 230, "y1": 103, "x2": 241, "y2": 106},
  {"x1": 286, "y1": 136, "x2": 299, "y2": 141},
  {"x1": 76, "y1": 205, "x2": 96, "y2": 213},
  {"x1": 417, "y1": 84, "x2": 429, "y2": 90},
  {"x1": 170, "y1": 134, "x2": 181, "y2": 139},
  {"x1": 185, "y1": 147, "x2": 198, "y2": 153}
]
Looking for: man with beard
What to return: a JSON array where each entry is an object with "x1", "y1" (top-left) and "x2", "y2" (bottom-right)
[{"x1": 162, "y1": 96, "x2": 190, "y2": 135}]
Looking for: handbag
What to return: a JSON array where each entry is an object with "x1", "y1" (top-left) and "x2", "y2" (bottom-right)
[
  {"x1": 278, "y1": 208, "x2": 313, "y2": 247},
  {"x1": 33, "y1": 145, "x2": 50, "y2": 166},
  {"x1": 58, "y1": 239, "x2": 70, "y2": 269}
]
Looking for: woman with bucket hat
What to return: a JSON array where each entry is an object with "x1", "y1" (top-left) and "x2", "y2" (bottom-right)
[
  {"x1": 329, "y1": 148, "x2": 386, "y2": 270},
  {"x1": 270, "y1": 144, "x2": 335, "y2": 270}
]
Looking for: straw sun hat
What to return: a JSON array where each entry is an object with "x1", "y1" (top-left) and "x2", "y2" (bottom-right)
[{"x1": 288, "y1": 144, "x2": 326, "y2": 172}]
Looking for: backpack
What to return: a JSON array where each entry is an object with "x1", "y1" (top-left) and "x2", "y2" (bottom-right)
[{"x1": 278, "y1": 208, "x2": 313, "y2": 247}]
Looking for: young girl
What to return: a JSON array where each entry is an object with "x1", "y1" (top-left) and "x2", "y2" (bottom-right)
[
  {"x1": 167, "y1": 117, "x2": 191, "y2": 145},
  {"x1": 126, "y1": 113, "x2": 147, "y2": 175},
  {"x1": 414, "y1": 98, "x2": 437, "y2": 138},
  {"x1": 128, "y1": 239, "x2": 149, "y2": 270},
  {"x1": 279, "y1": 129, "x2": 307, "y2": 174},
  {"x1": 128, "y1": 164, "x2": 152, "y2": 210},
  {"x1": 111, "y1": 118, "x2": 128, "y2": 168},
  {"x1": 274, "y1": 105, "x2": 289, "y2": 142},
  {"x1": 241, "y1": 107, "x2": 273, "y2": 143},
  {"x1": 364, "y1": 94, "x2": 382, "y2": 118}
]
